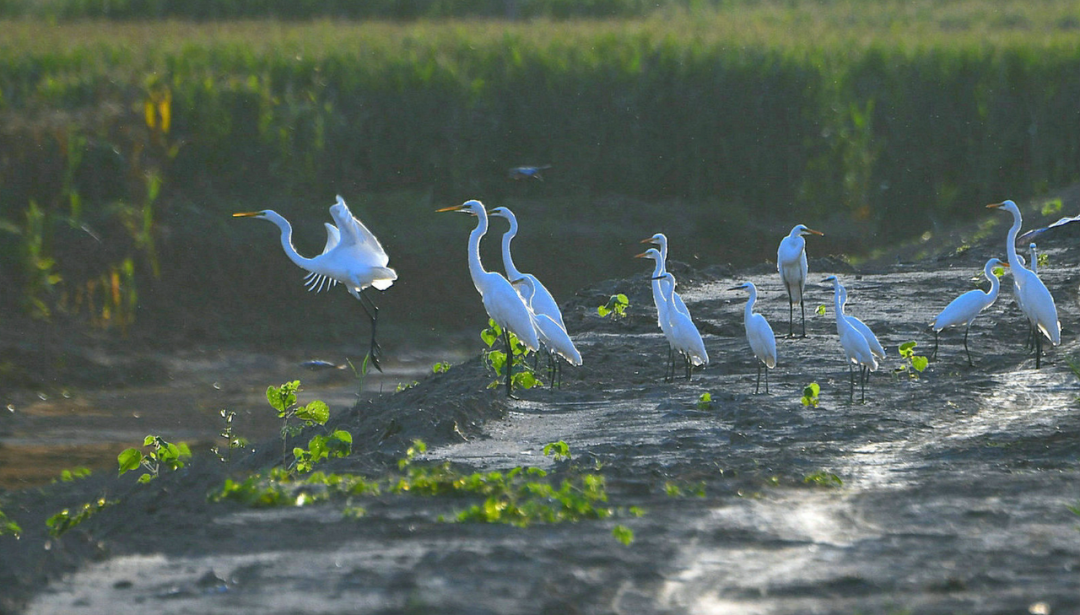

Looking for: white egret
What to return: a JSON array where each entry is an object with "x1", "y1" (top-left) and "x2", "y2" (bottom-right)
[
  {"x1": 654, "y1": 272, "x2": 709, "y2": 381},
  {"x1": 488, "y1": 207, "x2": 567, "y2": 331},
  {"x1": 987, "y1": 200, "x2": 1060, "y2": 368},
  {"x1": 640, "y1": 233, "x2": 690, "y2": 319},
  {"x1": 516, "y1": 277, "x2": 581, "y2": 388},
  {"x1": 931, "y1": 258, "x2": 1007, "y2": 366},
  {"x1": 839, "y1": 284, "x2": 886, "y2": 360},
  {"x1": 777, "y1": 224, "x2": 824, "y2": 338},
  {"x1": 636, "y1": 249, "x2": 678, "y2": 379},
  {"x1": 729, "y1": 282, "x2": 777, "y2": 394},
  {"x1": 233, "y1": 195, "x2": 396, "y2": 370},
  {"x1": 436, "y1": 200, "x2": 540, "y2": 397},
  {"x1": 824, "y1": 275, "x2": 877, "y2": 402}
]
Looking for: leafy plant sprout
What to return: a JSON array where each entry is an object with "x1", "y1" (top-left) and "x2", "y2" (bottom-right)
[
  {"x1": 266, "y1": 380, "x2": 330, "y2": 466},
  {"x1": 481, "y1": 319, "x2": 541, "y2": 394},
  {"x1": 211, "y1": 409, "x2": 248, "y2": 464},
  {"x1": 897, "y1": 341, "x2": 929, "y2": 379},
  {"x1": 118, "y1": 435, "x2": 192, "y2": 483},
  {"x1": 598, "y1": 294, "x2": 629, "y2": 319},
  {"x1": 801, "y1": 382, "x2": 821, "y2": 408},
  {"x1": 696, "y1": 392, "x2": 713, "y2": 410}
]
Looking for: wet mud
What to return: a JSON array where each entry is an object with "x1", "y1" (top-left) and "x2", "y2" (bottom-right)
[{"x1": 2, "y1": 199, "x2": 1080, "y2": 614}]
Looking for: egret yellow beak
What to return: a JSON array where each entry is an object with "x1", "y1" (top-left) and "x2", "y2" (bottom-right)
[
  {"x1": 436, "y1": 205, "x2": 464, "y2": 213},
  {"x1": 633, "y1": 252, "x2": 648, "y2": 258},
  {"x1": 986, "y1": 202, "x2": 1003, "y2": 209},
  {"x1": 806, "y1": 228, "x2": 824, "y2": 236},
  {"x1": 232, "y1": 212, "x2": 260, "y2": 217},
  {"x1": 639, "y1": 237, "x2": 657, "y2": 244}
]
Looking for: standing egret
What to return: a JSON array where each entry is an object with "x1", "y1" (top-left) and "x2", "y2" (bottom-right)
[
  {"x1": 930, "y1": 258, "x2": 1007, "y2": 366},
  {"x1": 729, "y1": 282, "x2": 777, "y2": 394},
  {"x1": 516, "y1": 277, "x2": 581, "y2": 388},
  {"x1": 636, "y1": 249, "x2": 679, "y2": 380},
  {"x1": 488, "y1": 207, "x2": 567, "y2": 331},
  {"x1": 654, "y1": 272, "x2": 709, "y2": 381},
  {"x1": 839, "y1": 284, "x2": 886, "y2": 361},
  {"x1": 987, "y1": 200, "x2": 1060, "y2": 367},
  {"x1": 778, "y1": 224, "x2": 824, "y2": 338},
  {"x1": 233, "y1": 195, "x2": 396, "y2": 370},
  {"x1": 436, "y1": 200, "x2": 540, "y2": 398},
  {"x1": 824, "y1": 275, "x2": 877, "y2": 402},
  {"x1": 640, "y1": 233, "x2": 690, "y2": 319}
]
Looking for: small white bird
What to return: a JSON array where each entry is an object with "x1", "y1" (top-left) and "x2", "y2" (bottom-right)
[
  {"x1": 653, "y1": 271, "x2": 709, "y2": 381},
  {"x1": 437, "y1": 200, "x2": 540, "y2": 398},
  {"x1": 233, "y1": 195, "x2": 396, "y2": 370},
  {"x1": 839, "y1": 283, "x2": 886, "y2": 360},
  {"x1": 488, "y1": 206, "x2": 567, "y2": 331},
  {"x1": 636, "y1": 248, "x2": 681, "y2": 380},
  {"x1": 987, "y1": 200, "x2": 1060, "y2": 368},
  {"x1": 640, "y1": 233, "x2": 690, "y2": 320},
  {"x1": 729, "y1": 282, "x2": 777, "y2": 394},
  {"x1": 778, "y1": 224, "x2": 824, "y2": 338},
  {"x1": 516, "y1": 277, "x2": 581, "y2": 388},
  {"x1": 825, "y1": 275, "x2": 877, "y2": 402},
  {"x1": 931, "y1": 258, "x2": 1007, "y2": 366}
]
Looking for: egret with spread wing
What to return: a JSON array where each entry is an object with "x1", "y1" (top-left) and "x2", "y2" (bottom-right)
[{"x1": 233, "y1": 195, "x2": 396, "y2": 370}]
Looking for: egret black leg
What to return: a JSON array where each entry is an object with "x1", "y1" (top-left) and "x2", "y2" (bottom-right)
[
  {"x1": 666, "y1": 346, "x2": 675, "y2": 382},
  {"x1": 963, "y1": 324, "x2": 973, "y2": 367},
  {"x1": 800, "y1": 299, "x2": 807, "y2": 338},
  {"x1": 1035, "y1": 333, "x2": 1042, "y2": 369},
  {"x1": 357, "y1": 291, "x2": 383, "y2": 372},
  {"x1": 860, "y1": 365, "x2": 868, "y2": 403},
  {"x1": 849, "y1": 363, "x2": 855, "y2": 402},
  {"x1": 787, "y1": 291, "x2": 795, "y2": 338},
  {"x1": 504, "y1": 329, "x2": 516, "y2": 399},
  {"x1": 765, "y1": 364, "x2": 769, "y2": 394},
  {"x1": 930, "y1": 329, "x2": 939, "y2": 361},
  {"x1": 684, "y1": 353, "x2": 692, "y2": 381},
  {"x1": 755, "y1": 362, "x2": 762, "y2": 395}
]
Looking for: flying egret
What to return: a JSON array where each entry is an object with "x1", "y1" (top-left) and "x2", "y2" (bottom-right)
[
  {"x1": 233, "y1": 195, "x2": 396, "y2": 370},
  {"x1": 931, "y1": 258, "x2": 1007, "y2": 366},
  {"x1": 654, "y1": 271, "x2": 709, "y2": 381},
  {"x1": 636, "y1": 248, "x2": 680, "y2": 380},
  {"x1": 778, "y1": 224, "x2": 824, "y2": 338},
  {"x1": 516, "y1": 276, "x2": 581, "y2": 388},
  {"x1": 640, "y1": 233, "x2": 691, "y2": 319},
  {"x1": 987, "y1": 200, "x2": 1060, "y2": 368},
  {"x1": 729, "y1": 282, "x2": 777, "y2": 394},
  {"x1": 436, "y1": 200, "x2": 540, "y2": 398},
  {"x1": 824, "y1": 275, "x2": 877, "y2": 402},
  {"x1": 839, "y1": 284, "x2": 886, "y2": 361},
  {"x1": 488, "y1": 207, "x2": 567, "y2": 331}
]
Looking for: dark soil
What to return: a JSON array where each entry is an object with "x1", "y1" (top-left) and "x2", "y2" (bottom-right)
[{"x1": 2, "y1": 195, "x2": 1079, "y2": 615}]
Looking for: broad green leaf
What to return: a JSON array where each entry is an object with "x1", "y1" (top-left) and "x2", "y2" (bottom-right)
[
  {"x1": 911, "y1": 356, "x2": 929, "y2": 372},
  {"x1": 137, "y1": 474, "x2": 154, "y2": 484},
  {"x1": 612, "y1": 525, "x2": 634, "y2": 546},
  {"x1": 117, "y1": 448, "x2": 143, "y2": 475},
  {"x1": 296, "y1": 400, "x2": 330, "y2": 425},
  {"x1": 143, "y1": 435, "x2": 155, "y2": 446},
  {"x1": 898, "y1": 341, "x2": 916, "y2": 353}
]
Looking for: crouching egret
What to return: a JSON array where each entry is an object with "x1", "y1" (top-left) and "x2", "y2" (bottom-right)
[
  {"x1": 436, "y1": 200, "x2": 540, "y2": 398},
  {"x1": 654, "y1": 272, "x2": 708, "y2": 381},
  {"x1": 233, "y1": 195, "x2": 396, "y2": 370},
  {"x1": 987, "y1": 200, "x2": 1060, "y2": 368},
  {"x1": 824, "y1": 275, "x2": 877, "y2": 402},
  {"x1": 729, "y1": 282, "x2": 777, "y2": 394},
  {"x1": 778, "y1": 224, "x2": 824, "y2": 338},
  {"x1": 931, "y1": 258, "x2": 1007, "y2": 366},
  {"x1": 516, "y1": 277, "x2": 581, "y2": 388}
]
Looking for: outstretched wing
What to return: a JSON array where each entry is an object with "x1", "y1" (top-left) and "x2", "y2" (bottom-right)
[
  {"x1": 321, "y1": 222, "x2": 341, "y2": 255},
  {"x1": 330, "y1": 195, "x2": 390, "y2": 266}
]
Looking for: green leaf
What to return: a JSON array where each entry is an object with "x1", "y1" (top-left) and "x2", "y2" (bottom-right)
[
  {"x1": 612, "y1": 524, "x2": 634, "y2": 546},
  {"x1": 911, "y1": 355, "x2": 929, "y2": 372},
  {"x1": 137, "y1": 473, "x2": 154, "y2": 484},
  {"x1": 898, "y1": 341, "x2": 916, "y2": 353},
  {"x1": 117, "y1": 448, "x2": 143, "y2": 475},
  {"x1": 143, "y1": 435, "x2": 156, "y2": 447},
  {"x1": 296, "y1": 400, "x2": 330, "y2": 426},
  {"x1": 816, "y1": 304, "x2": 827, "y2": 316}
]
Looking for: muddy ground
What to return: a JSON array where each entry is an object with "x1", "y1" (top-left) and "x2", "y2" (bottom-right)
[{"x1": 2, "y1": 199, "x2": 1080, "y2": 614}]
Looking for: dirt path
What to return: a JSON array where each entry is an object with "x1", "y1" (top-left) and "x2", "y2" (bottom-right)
[{"x1": 3, "y1": 208, "x2": 1080, "y2": 614}]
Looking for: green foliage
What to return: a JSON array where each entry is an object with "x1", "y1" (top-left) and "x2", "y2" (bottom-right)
[
  {"x1": 346, "y1": 355, "x2": 371, "y2": 393},
  {"x1": 481, "y1": 320, "x2": 541, "y2": 392},
  {"x1": 0, "y1": 508, "x2": 22, "y2": 538},
  {"x1": 612, "y1": 524, "x2": 634, "y2": 546},
  {"x1": 432, "y1": 361, "x2": 452, "y2": 374},
  {"x1": 1041, "y1": 198, "x2": 1064, "y2": 216},
  {"x1": 543, "y1": 440, "x2": 571, "y2": 462},
  {"x1": 1068, "y1": 502, "x2": 1080, "y2": 517},
  {"x1": 816, "y1": 305, "x2": 827, "y2": 317},
  {"x1": 266, "y1": 380, "x2": 330, "y2": 465},
  {"x1": 897, "y1": 341, "x2": 929, "y2": 379},
  {"x1": 45, "y1": 497, "x2": 116, "y2": 537},
  {"x1": 663, "y1": 481, "x2": 706, "y2": 498},
  {"x1": 118, "y1": 435, "x2": 191, "y2": 483},
  {"x1": 57, "y1": 467, "x2": 91, "y2": 482},
  {"x1": 211, "y1": 409, "x2": 249, "y2": 464},
  {"x1": 803, "y1": 471, "x2": 843, "y2": 487},
  {"x1": 293, "y1": 430, "x2": 353, "y2": 473},
  {"x1": 598, "y1": 294, "x2": 629, "y2": 320},
  {"x1": 1036, "y1": 252, "x2": 1049, "y2": 269},
  {"x1": 801, "y1": 382, "x2": 821, "y2": 407},
  {"x1": 696, "y1": 392, "x2": 713, "y2": 410}
]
